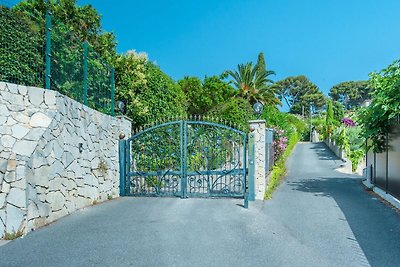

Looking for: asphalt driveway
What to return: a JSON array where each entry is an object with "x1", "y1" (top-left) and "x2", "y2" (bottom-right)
[{"x1": 0, "y1": 142, "x2": 399, "y2": 266}]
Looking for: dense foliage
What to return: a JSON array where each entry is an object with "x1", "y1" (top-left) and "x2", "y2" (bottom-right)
[
  {"x1": 0, "y1": 6, "x2": 44, "y2": 87},
  {"x1": 115, "y1": 51, "x2": 186, "y2": 128},
  {"x1": 325, "y1": 99, "x2": 334, "y2": 137},
  {"x1": 178, "y1": 75, "x2": 235, "y2": 115},
  {"x1": 226, "y1": 52, "x2": 280, "y2": 106},
  {"x1": 14, "y1": 0, "x2": 117, "y2": 61},
  {"x1": 275, "y1": 75, "x2": 326, "y2": 115},
  {"x1": 329, "y1": 81, "x2": 371, "y2": 110},
  {"x1": 359, "y1": 60, "x2": 400, "y2": 152}
]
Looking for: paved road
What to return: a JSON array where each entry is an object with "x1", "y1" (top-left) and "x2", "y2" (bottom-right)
[{"x1": 1, "y1": 142, "x2": 399, "y2": 266}]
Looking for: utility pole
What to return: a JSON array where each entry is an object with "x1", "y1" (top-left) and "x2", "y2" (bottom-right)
[{"x1": 309, "y1": 104, "x2": 312, "y2": 142}]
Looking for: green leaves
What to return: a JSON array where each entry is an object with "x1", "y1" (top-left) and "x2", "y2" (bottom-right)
[
  {"x1": 275, "y1": 75, "x2": 326, "y2": 115},
  {"x1": 329, "y1": 81, "x2": 372, "y2": 110},
  {"x1": 115, "y1": 52, "x2": 186, "y2": 128},
  {"x1": 359, "y1": 60, "x2": 400, "y2": 152},
  {"x1": 226, "y1": 52, "x2": 280, "y2": 106}
]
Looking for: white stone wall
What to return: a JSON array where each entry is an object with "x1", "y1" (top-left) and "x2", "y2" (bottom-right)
[
  {"x1": 0, "y1": 82, "x2": 131, "y2": 238},
  {"x1": 249, "y1": 120, "x2": 266, "y2": 200}
]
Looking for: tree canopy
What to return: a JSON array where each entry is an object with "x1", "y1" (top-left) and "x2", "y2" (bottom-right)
[
  {"x1": 275, "y1": 75, "x2": 326, "y2": 115},
  {"x1": 329, "y1": 81, "x2": 372, "y2": 110},
  {"x1": 115, "y1": 51, "x2": 186, "y2": 128},
  {"x1": 226, "y1": 52, "x2": 280, "y2": 106},
  {"x1": 178, "y1": 75, "x2": 235, "y2": 115}
]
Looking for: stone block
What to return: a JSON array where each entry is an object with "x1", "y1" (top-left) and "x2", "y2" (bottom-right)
[
  {"x1": 1, "y1": 135, "x2": 16, "y2": 148},
  {"x1": 75, "y1": 178, "x2": 84, "y2": 187},
  {"x1": 2, "y1": 181, "x2": 10, "y2": 194},
  {"x1": 15, "y1": 165, "x2": 25, "y2": 179},
  {"x1": 2, "y1": 91, "x2": 24, "y2": 106},
  {"x1": 13, "y1": 140, "x2": 37, "y2": 157},
  {"x1": 90, "y1": 157, "x2": 101, "y2": 170},
  {"x1": 48, "y1": 177, "x2": 62, "y2": 192},
  {"x1": 11, "y1": 124, "x2": 30, "y2": 139},
  {"x1": 28, "y1": 86, "x2": 44, "y2": 106},
  {"x1": 65, "y1": 200, "x2": 76, "y2": 213},
  {"x1": 6, "y1": 159, "x2": 16, "y2": 172},
  {"x1": 44, "y1": 90, "x2": 57, "y2": 108},
  {"x1": 77, "y1": 186, "x2": 97, "y2": 199},
  {"x1": 27, "y1": 201, "x2": 39, "y2": 220},
  {"x1": 5, "y1": 204, "x2": 25, "y2": 233},
  {"x1": 48, "y1": 208, "x2": 68, "y2": 222},
  {"x1": 7, "y1": 105, "x2": 25, "y2": 112},
  {"x1": 4, "y1": 171, "x2": 16, "y2": 183},
  {"x1": 46, "y1": 191, "x2": 65, "y2": 211},
  {"x1": 32, "y1": 153, "x2": 48, "y2": 169},
  {"x1": 64, "y1": 179, "x2": 76, "y2": 191},
  {"x1": 35, "y1": 166, "x2": 50, "y2": 188},
  {"x1": 0, "y1": 211, "x2": 5, "y2": 238},
  {"x1": 84, "y1": 174, "x2": 98, "y2": 187},
  {"x1": 29, "y1": 112, "x2": 52, "y2": 128},
  {"x1": 18, "y1": 85, "x2": 28, "y2": 95},
  {"x1": 0, "y1": 158, "x2": 7, "y2": 174},
  {"x1": 11, "y1": 178, "x2": 25, "y2": 190},
  {"x1": 6, "y1": 117, "x2": 17, "y2": 126},
  {"x1": 50, "y1": 160, "x2": 64, "y2": 178},
  {"x1": 0, "y1": 193, "x2": 5, "y2": 208},
  {"x1": 53, "y1": 140, "x2": 63, "y2": 159},
  {"x1": 37, "y1": 201, "x2": 50, "y2": 218},
  {"x1": 62, "y1": 151, "x2": 74, "y2": 168},
  {"x1": 75, "y1": 196, "x2": 90, "y2": 209},
  {"x1": 99, "y1": 180, "x2": 113, "y2": 193},
  {"x1": 26, "y1": 183, "x2": 38, "y2": 202},
  {"x1": 0, "y1": 116, "x2": 6, "y2": 125},
  {"x1": 24, "y1": 128, "x2": 45, "y2": 141},
  {"x1": 36, "y1": 186, "x2": 47, "y2": 195},
  {"x1": 7, "y1": 188, "x2": 26, "y2": 208},
  {"x1": 7, "y1": 83, "x2": 18, "y2": 94},
  {"x1": 0, "y1": 103, "x2": 10, "y2": 117}
]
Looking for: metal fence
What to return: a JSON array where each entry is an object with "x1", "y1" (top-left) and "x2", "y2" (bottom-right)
[
  {"x1": 265, "y1": 128, "x2": 274, "y2": 174},
  {"x1": 0, "y1": 5, "x2": 114, "y2": 115},
  {"x1": 366, "y1": 123, "x2": 400, "y2": 200}
]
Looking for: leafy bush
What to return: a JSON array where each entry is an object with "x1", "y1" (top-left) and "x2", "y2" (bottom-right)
[
  {"x1": 207, "y1": 98, "x2": 253, "y2": 131},
  {"x1": 272, "y1": 128, "x2": 288, "y2": 161},
  {"x1": 115, "y1": 51, "x2": 186, "y2": 128},
  {"x1": 0, "y1": 6, "x2": 45, "y2": 87},
  {"x1": 265, "y1": 131, "x2": 300, "y2": 199},
  {"x1": 359, "y1": 60, "x2": 400, "y2": 152}
]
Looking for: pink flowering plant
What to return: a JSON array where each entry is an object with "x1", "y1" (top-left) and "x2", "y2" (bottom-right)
[
  {"x1": 272, "y1": 127, "x2": 288, "y2": 161},
  {"x1": 341, "y1": 117, "x2": 356, "y2": 127}
]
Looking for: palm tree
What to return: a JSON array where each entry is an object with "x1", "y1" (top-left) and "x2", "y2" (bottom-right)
[{"x1": 226, "y1": 61, "x2": 280, "y2": 106}]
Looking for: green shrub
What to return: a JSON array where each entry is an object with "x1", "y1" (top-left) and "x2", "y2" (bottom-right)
[{"x1": 264, "y1": 131, "x2": 300, "y2": 199}]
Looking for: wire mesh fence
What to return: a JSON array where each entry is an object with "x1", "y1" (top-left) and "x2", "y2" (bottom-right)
[
  {"x1": 0, "y1": 4, "x2": 114, "y2": 115},
  {"x1": 265, "y1": 128, "x2": 275, "y2": 173},
  {"x1": 0, "y1": 6, "x2": 45, "y2": 88}
]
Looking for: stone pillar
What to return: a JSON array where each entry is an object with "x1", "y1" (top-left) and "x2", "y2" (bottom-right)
[{"x1": 249, "y1": 120, "x2": 266, "y2": 200}]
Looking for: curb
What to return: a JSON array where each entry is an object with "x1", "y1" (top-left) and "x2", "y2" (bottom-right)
[{"x1": 362, "y1": 179, "x2": 400, "y2": 210}]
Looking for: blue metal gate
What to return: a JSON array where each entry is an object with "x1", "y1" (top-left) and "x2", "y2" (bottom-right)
[{"x1": 119, "y1": 119, "x2": 247, "y2": 198}]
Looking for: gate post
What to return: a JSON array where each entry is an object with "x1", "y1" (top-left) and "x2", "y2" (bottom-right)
[
  {"x1": 248, "y1": 129, "x2": 255, "y2": 201},
  {"x1": 249, "y1": 120, "x2": 267, "y2": 200},
  {"x1": 119, "y1": 133, "x2": 127, "y2": 197}
]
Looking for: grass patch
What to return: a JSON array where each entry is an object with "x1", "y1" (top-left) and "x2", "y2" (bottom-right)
[
  {"x1": 264, "y1": 132, "x2": 299, "y2": 200},
  {"x1": 4, "y1": 230, "x2": 23, "y2": 240}
]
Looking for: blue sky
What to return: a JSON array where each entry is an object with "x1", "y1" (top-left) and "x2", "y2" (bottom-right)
[{"x1": 9, "y1": 0, "x2": 400, "y2": 96}]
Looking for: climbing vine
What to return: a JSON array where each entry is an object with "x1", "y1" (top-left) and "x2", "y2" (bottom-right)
[{"x1": 359, "y1": 60, "x2": 400, "y2": 152}]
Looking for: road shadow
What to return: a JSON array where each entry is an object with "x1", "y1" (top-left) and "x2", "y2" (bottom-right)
[
  {"x1": 309, "y1": 142, "x2": 343, "y2": 161},
  {"x1": 287, "y1": 176, "x2": 400, "y2": 266}
]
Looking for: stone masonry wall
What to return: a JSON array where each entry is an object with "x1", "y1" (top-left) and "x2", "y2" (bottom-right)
[
  {"x1": 0, "y1": 82, "x2": 131, "y2": 238},
  {"x1": 249, "y1": 120, "x2": 266, "y2": 200}
]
